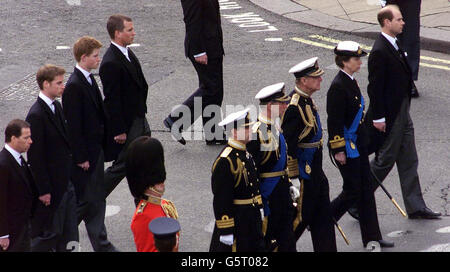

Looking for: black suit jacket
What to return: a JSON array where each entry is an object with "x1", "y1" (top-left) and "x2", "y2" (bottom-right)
[
  {"x1": 99, "y1": 44, "x2": 148, "y2": 160},
  {"x1": 26, "y1": 97, "x2": 73, "y2": 209},
  {"x1": 367, "y1": 33, "x2": 413, "y2": 152},
  {"x1": 62, "y1": 68, "x2": 107, "y2": 197},
  {"x1": 181, "y1": 0, "x2": 224, "y2": 59},
  {"x1": 0, "y1": 149, "x2": 37, "y2": 241},
  {"x1": 327, "y1": 71, "x2": 368, "y2": 155}
]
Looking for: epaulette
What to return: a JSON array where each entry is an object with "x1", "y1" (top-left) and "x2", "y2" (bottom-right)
[
  {"x1": 252, "y1": 121, "x2": 261, "y2": 134},
  {"x1": 136, "y1": 201, "x2": 147, "y2": 214},
  {"x1": 162, "y1": 199, "x2": 179, "y2": 219},
  {"x1": 289, "y1": 93, "x2": 300, "y2": 106},
  {"x1": 220, "y1": 147, "x2": 233, "y2": 158}
]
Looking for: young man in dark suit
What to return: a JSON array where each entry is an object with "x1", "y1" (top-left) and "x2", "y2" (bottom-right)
[
  {"x1": 26, "y1": 64, "x2": 79, "y2": 251},
  {"x1": 0, "y1": 119, "x2": 36, "y2": 252},
  {"x1": 163, "y1": 0, "x2": 226, "y2": 145},
  {"x1": 62, "y1": 36, "x2": 116, "y2": 251},
  {"x1": 366, "y1": 5, "x2": 440, "y2": 219},
  {"x1": 100, "y1": 14, "x2": 151, "y2": 198}
]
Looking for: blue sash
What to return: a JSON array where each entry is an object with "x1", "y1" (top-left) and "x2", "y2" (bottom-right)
[
  {"x1": 260, "y1": 132, "x2": 287, "y2": 217},
  {"x1": 343, "y1": 95, "x2": 365, "y2": 158},
  {"x1": 296, "y1": 111, "x2": 322, "y2": 180}
]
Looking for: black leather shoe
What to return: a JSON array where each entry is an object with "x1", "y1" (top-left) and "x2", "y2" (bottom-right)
[
  {"x1": 408, "y1": 207, "x2": 441, "y2": 219},
  {"x1": 163, "y1": 117, "x2": 186, "y2": 145},
  {"x1": 378, "y1": 239, "x2": 395, "y2": 248},
  {"x1": 347, "y1": 207, "x2": 360, "y2": 220},
  {"x1": 411, "y1": 84, "x2": 419, "y2": 98}
]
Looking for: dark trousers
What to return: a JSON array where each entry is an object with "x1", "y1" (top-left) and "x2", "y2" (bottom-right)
[
  {"x1": 76, "y1": 151, "x2": 115, "y2": 252},
  {"x1": 1, "y1": 222, "x2": 31, "y2": 252},
  {"x1": 330, "y1": 145, "x2": 383, "y2": 246},
  {"x1": 31, "y1": 182, "x2": 79, "y2": 252},
  {"x1": 104, "y1": 117, "x2": 151, "y2": 198},
  {"x1": 293, "y1": 155, "x2": 337, "y2": 252},
  {"x1": 264, "y1": 180, "x2": 296, "y2": 252},
  {"x1": 370, "y1": 99, "x2": 426, "y2": 214},
  {"x1": 394, "y1": 0, "x2": 421, "y2": 80},
  {"x1": 168, "y1": 57, "x2": 224, "y2": 140}
]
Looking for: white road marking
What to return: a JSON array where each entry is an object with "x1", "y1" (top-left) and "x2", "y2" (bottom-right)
[
  {"x1": 65, "y1": 0, "x2": 81, "y2": 6},
  {"x1": 128, "y1": 43, "x2": 141, "y2": 48},
  {"x1": 265, "y1": 38, "x2": 283, "y2": 42},
  {"x1": 421, "y1": 243, "x2": 450, "y2": 252},
  {"x1": 105, "y1": 205, "x2": 121, "y2": 217},
  {"x1": 0, "y1": 48, "x2": 2, "y2": 52},
  {"x1": 56, "y1": 46, "x2": 71, "y2": 50},
  {"x1": 436, "y1": 226, "x2": 450, "y2": 234}
]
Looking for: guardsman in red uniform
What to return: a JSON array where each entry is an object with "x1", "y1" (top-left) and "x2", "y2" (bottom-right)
[
  {"x1": 209, "y1": 108, "x2": 266, "y2": 252},
  {"x1": 125, "y1": 136, "x2": 179, "y2": 252}
]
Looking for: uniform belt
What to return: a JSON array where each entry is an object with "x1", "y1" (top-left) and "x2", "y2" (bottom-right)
[
  {"x1": 233, "y1": 195, "x2": 262, "y2": 206},
  {"x1": 298, "y1": 139, "x2": 323, "y2": 148},
  {"x1": 259, "y1": 170, "x2": 288, "y2": 178}
]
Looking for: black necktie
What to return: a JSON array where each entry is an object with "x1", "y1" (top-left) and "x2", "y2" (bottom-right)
[
  {"x1": 89, "y1": 74, "x2": 95, "y2": 86},
  {"x1": 20, "y1": 155, "x2": 27, "y2": 168},
  {"x1": 53, "y1": 101, "x2": 66, "y2": 129}
]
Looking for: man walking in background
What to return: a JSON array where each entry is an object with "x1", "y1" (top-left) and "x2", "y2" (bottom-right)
[{"x1": 164, "y1": 0, "x2": 226, "y2": 145}]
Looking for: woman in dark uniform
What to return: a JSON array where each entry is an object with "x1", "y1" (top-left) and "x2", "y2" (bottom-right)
[{"x1": 327, "y1": 41, "x2": 393, "y2": 248}]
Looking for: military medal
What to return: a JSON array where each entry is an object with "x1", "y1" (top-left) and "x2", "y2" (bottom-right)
[
  {"x1": 350, "y1": 142, "x2": 356, "y2": 150},
  {"x1": 305, "y1": 164, "x2": 311, "y2": 174}
]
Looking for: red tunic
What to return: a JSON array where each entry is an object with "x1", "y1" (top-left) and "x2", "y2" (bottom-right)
[{"x1": 130, "y1": 197, "x2": 179, "y2": 252}]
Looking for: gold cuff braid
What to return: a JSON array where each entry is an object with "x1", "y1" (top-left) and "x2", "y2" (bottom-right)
[{"x1": 287, "y1": 158, "x2": 299, "y2": 178}]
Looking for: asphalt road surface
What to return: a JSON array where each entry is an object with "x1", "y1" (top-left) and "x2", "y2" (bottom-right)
[{"x1": 0, "y1": 0, "x2": 449, "y2": 252}]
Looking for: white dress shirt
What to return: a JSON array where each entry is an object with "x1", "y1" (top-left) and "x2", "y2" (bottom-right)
[
  {"x1": 38, "y1": 92, "x2": 55, "y2": 113},
  {"x1": 111, "y1": 41, "x2": 131, "y2": 62},
  {"x1": 76, "y1": 64, "x2": 92, "y2": 85},
  {"x1": 340, "y1": 69, "x2": 354, "y2": 80}
]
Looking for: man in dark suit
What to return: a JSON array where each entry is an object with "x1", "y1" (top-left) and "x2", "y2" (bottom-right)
[
  {"x1": 0, "y1": 119, "x2": 36, "y2": 252},
  {"x1": 385, "y1": 0, "x2": 421, "y2": 97},
  {"x1": 163, "y1": 0, "x2": 226, "y2": 145},
  {"x1": 100, "y1": 14, "x2": 151, "y2": 198},
  {"x1": 26, "y1": 64, "x2": 79, "y2": 251},
  {"x1": 62, "y1": 36, "x2": 116, "y2": 251},
  {"x1": 366, "y1": 5, "x2": 440, "y2": 219}
]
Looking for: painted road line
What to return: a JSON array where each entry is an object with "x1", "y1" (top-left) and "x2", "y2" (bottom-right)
[
  {"x1": 419, "y1": 62, "x2": 450, "y2": 71},
  {"x1": 436, "y1": 226, "x2": 450, "y2": 233},
  {"x1": 292, "y1": 36, "x2": 450, "y2": 71},
  {"x1": 309, "y1": 34, "x2": 372, "y2": 51},
  {"x1": 128, "y1": 43, "x2": 141, "y2": 47},
  {"x1": 265, "y1": 38, "x2": 283, "y2": 42},
  {"x1": 56, "y1": 45, "x2": 71, "y2": 50},
  {"x1": 309, "y1": 34, "x2": 450, "y2": 65},
  {"x1": 291, "y1": 37, "x2": 334, "y2": 50},
  {"x1": 65, "y1": 0, "x2": 81, "y2": 6}
]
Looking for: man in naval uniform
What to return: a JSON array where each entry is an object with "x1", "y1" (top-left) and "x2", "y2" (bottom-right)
[
  {"x1": 209, "y1": 108, "x2": 266, "y2": 252},
  {"x1": 247, "y1": 83, "x2": 296, "y2": 252},
  {"x1": 281, "y1": 58, "x2": 337, "y2": 252}
]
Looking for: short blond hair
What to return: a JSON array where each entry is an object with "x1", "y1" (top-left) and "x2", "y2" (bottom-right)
[{"x1": 73, "y1": 36, "x2": 103, "y2": 62}]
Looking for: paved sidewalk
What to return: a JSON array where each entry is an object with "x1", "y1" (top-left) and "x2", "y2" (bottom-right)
[{"x1": 249, "y1": 0, "x2": 450, "y2": 53}]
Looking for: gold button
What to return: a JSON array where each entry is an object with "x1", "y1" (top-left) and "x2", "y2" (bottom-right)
[{"x1": 355, "y1": 96, "x2": 358, "y2": 100}]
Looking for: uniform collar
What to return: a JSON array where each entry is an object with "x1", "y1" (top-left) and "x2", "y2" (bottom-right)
[
  {"x1": 258, "y1": 113, "x2": 274, "y2": 125},
  {"x1": 144, "y1": 194, "x2": 162, "y2": 206},
  {"x1": 294, "y1": 86, "x2": 310, "y2": 98},
  {"x1": 228, "y1": 138, "x2": 246, "y2": 151}
]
